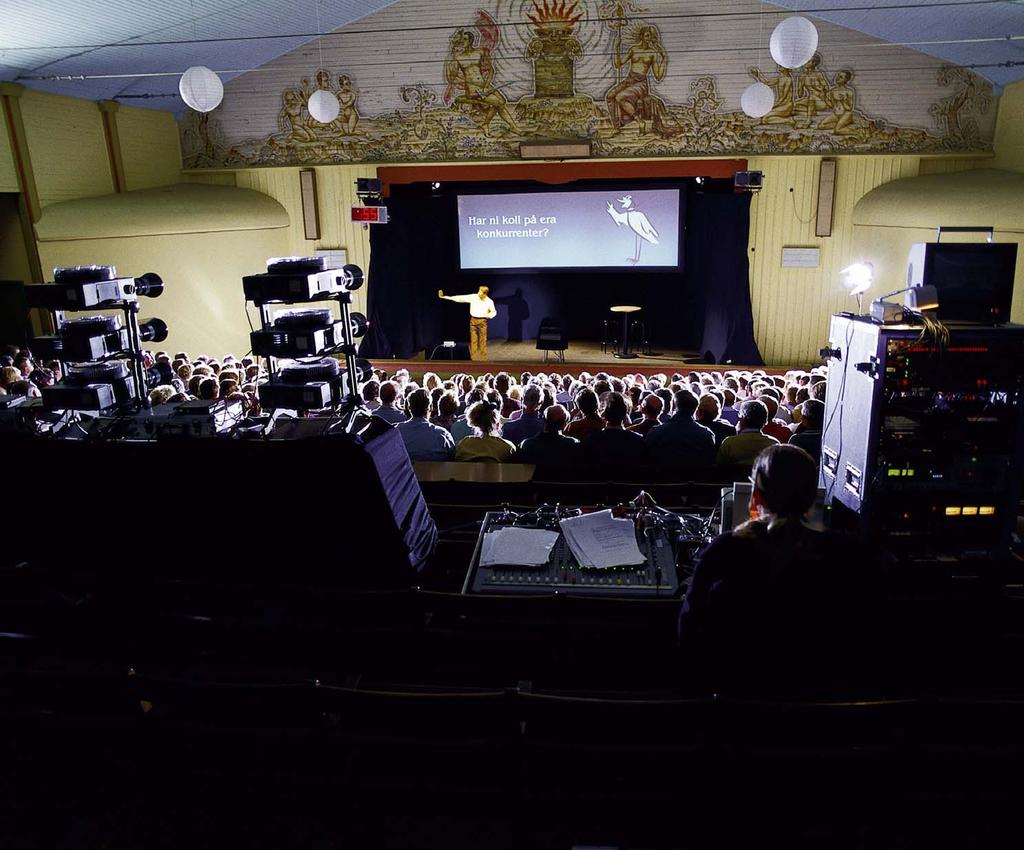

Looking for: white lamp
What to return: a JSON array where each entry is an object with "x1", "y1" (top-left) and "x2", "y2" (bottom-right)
[
  {"x1": 841, "y1": 262, "x2": 874, "y2": 297},
  {"x1": 769, "y1": 16, "x2": 819, "y2": 70},
  {"x1": 741, "y1": 82, "x2": 775, "y2": 119},
  {"x1": 178, "y1": 66, "x2": 223, "y2": 112},
  {"x1": 308, "y1": 89, "x2": 340, "y2": 124}
]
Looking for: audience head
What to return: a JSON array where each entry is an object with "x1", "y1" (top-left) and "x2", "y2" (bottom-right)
[
  {"x1": 438, "y1": 391, "x2": 459, "y2": 419},
  {"x1": 407, "y1": 388, "x2": 431, "y2": 418},
  {"x1": 758, "y1": 394, "x2": 779, "y2": 420},
  {"x1": 379, "y1": 380, "x2": 400, "y2": 406},
  {"x1": 738, "y1": 399, "x2": 769, "y2": 431},
  {"x1": 602, "y1": 391, "x2": 631, "y2": 427},
  {"x1": 467, "y1": 400, "x2": 500, "y2": 436},
  {"x1": 543, "y1": 403, "x2": 569, "y2": 433},
  {"x1": 198, "y1": 377, "x2": 220, "y2": 400},
  {"x1": 750, "y1": 444, "x2": 819, "y2": 521},
  {"x1": 575, "y1": 387, "x2": 599, "y2": 416},
  {"x1": 799, "y1": 398, "x2": 825, "y2": 430},
  {"x1": 810, "y1": 380, "x2": 827, "y2": 402},
  {"x1": 522, "y1": 384, "x2": 542, "y2": 411},
  {"x1": 671, "y1": 388, "x2": 699, "y2": 418},
  {"x1": 695, "y1": 393, "x2": 720, "y2": 423}
]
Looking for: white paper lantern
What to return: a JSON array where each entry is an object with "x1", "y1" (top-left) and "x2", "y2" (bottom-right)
[
  {"x1": 769, "y1": 16, "x2": 819, "y2": 70},
  {"x1": 741, "y1": 82, "x2": 775, "y2": 119},
  {"x1": 308, "y1": 89, "x2": 340, "y2": 123},
  {"x1": 178, "y1": 65, "x2": 223, "y2": 113}
]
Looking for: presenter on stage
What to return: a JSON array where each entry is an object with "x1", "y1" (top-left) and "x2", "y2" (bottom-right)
[{"x1": 438, "y1": 286, "x2": 497, "y2": 361}]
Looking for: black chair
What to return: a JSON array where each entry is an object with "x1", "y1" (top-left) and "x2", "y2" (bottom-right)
[
  {"x1": 535, "y1": 316, "x2": 568, "y2": 364},
  {"x1": 600, "y1": 318, "x2": 619, "y2": 354}
]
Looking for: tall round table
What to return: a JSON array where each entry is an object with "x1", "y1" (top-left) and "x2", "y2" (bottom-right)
[{"x1": 610, "y1": 305, "x2": 642, "y2": 359}]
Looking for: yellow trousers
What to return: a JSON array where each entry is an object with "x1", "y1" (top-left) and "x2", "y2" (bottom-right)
[{"x1": 469, "y1": 317, "x2": 488, "y2": 360}]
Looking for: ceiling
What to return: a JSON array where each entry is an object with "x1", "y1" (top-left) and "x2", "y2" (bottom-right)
[{"x1": 0, "y1": 0, "x2": 1022, "y2": 110}]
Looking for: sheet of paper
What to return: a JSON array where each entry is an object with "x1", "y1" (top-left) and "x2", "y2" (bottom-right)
[
  {"x1": 558, "y1": 510, "x2": 645, "y2": 569},
  {"x1": 479, "y1": 527, "x2": 560, "y2": 567}
]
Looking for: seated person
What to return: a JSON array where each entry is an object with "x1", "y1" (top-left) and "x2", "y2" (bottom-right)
[
  {"x1": 583, "y1": 391, "x2": 647, "y2": 467},
  {"x1": 454, "y1": 400, "x2": 517, "y2": 463},
  {"x1": 680, "y1": 444, "x2": 879, "y2": 694},
  {"x1": 788, "y1": 398, "x2": 824, "y2": 463},
  {"x1": 451, "y1": 388, "x2": 485, "y2": 442},
  {"x1": 717, "y1": 400, "x2": 779, "y2": 466},
  {"x1": 645, "y1": 388, "x2": 716, "y2": 466},
  {"x1": 694, "y1": 393, "x2": 736, "y2": 448},
  {"x1": 565, "y1": 387, "x2": 604, "y2": 442},
  {"x1": 375, "y1": 380, "x2": 409, "y2": 425},
  {"x1": 501, "y1": 384, "x2": 544, "y2": 445},
  {"x1": 397, "y1": 388, "x2": 455, "y2": 462},
  {"x1": 517, "y1": 404, "x2": 581, "y2": 467},
  {"x1": 627, "y1": 393, "x2": 663, "y2": 436},
  {"x1": 758, "y1": 394, "x2": 792, "y2": 444}
]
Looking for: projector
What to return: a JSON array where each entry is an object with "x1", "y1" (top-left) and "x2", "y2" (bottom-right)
[
  {"x1": 258, "y1": 380, "x2": 333, "y2": 411},
  {"x1": 242, "y1": 258, "x2": 364, "y2": 305},
  {"x1": 250, "y1": 320, "x2": 347, "y2": 358},
  {"x1": 25, "y1": 266, "x2": 164, "y2": 310}
]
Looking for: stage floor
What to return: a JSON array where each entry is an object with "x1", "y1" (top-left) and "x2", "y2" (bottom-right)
[{"x1": 393, "y1": 339, "x2": 707, "y2": 376}]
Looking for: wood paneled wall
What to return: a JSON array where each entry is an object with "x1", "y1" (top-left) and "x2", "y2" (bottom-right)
[{"x1": 115, "y1": 106, "x2": 182, "y2": 191}]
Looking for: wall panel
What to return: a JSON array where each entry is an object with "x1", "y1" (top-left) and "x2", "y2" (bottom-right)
[
  {"x1": 0, "y1": 105, "x2": 18, "y2": 193},
  {"x1": 115, "y1": 106, "x2": 182, "y2": 191},
  {"x1": 20, "y1": 91, "x2": 111, "y2": 206}
]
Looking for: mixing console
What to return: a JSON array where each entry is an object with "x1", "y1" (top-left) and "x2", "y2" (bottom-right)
[{"x1": 463, "y1": 509, "x2": 685, "y2": 597}]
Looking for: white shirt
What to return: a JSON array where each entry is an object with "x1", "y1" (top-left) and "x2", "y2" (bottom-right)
[{"x1": 445, "y1": 293, "x2": 497, "y2": 319}]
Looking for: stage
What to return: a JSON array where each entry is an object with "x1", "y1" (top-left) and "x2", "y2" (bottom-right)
[{"x1": 377, "y1": 339, "x2": 776, "y2": 378}]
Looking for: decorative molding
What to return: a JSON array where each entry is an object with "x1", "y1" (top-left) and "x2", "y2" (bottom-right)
[
  {"x1": 519, "y1": 140, "x2": 591, "y2": 159},
  {"x1": 181, "y1": 0, "x2": 997, "y2": 169}
]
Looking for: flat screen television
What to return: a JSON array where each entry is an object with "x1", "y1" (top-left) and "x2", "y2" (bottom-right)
[{"x1": 908, "y1": 242, "x2": 1017, "y2": 323}]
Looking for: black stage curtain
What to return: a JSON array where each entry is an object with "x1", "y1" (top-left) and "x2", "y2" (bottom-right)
[
  {"x1": 688, "y1": 191, "x2": 764, "y2": 365},
  {"x1": 361, "y1": 181, "x2": 762, "y2": 365}
]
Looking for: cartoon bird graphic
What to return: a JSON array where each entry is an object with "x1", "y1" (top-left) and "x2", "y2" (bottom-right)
[{"x1": 606, "y1": 195, "x2": 659, "y2": 264}]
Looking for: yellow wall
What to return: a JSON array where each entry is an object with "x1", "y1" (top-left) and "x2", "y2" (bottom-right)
[
  {"x1": 115, "y1": 106, "x2": 182, "y2": 191},
  {"x1": 20, "y1": 90, "x2": 113, "y2": 206},
  {"x1": 0, "y1": 106, "x2": 18, "y2": 193},
  {"x1": 994, "y1": 80, "x2": 1024, "y2": 173},
  {"x1": 190, "y1": 165, "x2": 379, "y2": 318},
  {"x1": 38, "y1": 226, "x2": 291, "y2": 358}
]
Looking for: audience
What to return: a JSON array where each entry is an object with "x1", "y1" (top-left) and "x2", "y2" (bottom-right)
[
  {"x1": 789, "y1": 398, "x2": 825, "y2": 462},
  {"x1": 516, "y1": 404, "x2": 581, "y2": 467},
  {"x1": 583, "y1": 391, "x2": 647, "y2": 466},
  {"x1": 680, "y1": 444, "x2": 877, "y2": 694},
  {"x1": 375, "y1": 380, "x2": 409, "y2": 425},
  {"x1": 501, "y1": 384, "x2": 544, "y2": 445},
  {"x1": 454, "y1": 401, "x2": 517, "y2": 463},
  {"x1": 694, "y1": 393, "x2": 736, "y2": 448},
  {"x1": 565, "y1": 387, "x2": 604, "y2": 442},
  {"x1": 397, "y1": 388, "x2": 455, "y2": 462},
  {"x1": 645, "y1": 389, "x2": 716, "y2": 466},
  {"x1": 628, "y1": 393, "x2": 664, "y2": 436},
  {"x1": 717, "y1": 400, "x2": 779, "y2": 466}
]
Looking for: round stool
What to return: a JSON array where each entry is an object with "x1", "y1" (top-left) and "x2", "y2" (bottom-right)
[{"x1": 609, "y1": 305, "x2": 641, "y2": 359}]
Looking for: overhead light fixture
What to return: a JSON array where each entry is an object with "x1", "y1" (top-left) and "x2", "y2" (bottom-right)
[
  {"x1": 742, "y1": 3, "x2": 775, "y2": 118},
  {"x1": 770, "y1": 16, "x2": 819, "y2": 69},
  {"x1": 308, "y1": 89, "x2": 339, "y2": 123},
  {"x1": 179, "y1": 66, "x2": 223, "y2": 113}
]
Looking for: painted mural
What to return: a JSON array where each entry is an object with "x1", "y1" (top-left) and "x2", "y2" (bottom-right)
[{"x1": 181, "y1": 0, "x2": 995, "y2": 168}]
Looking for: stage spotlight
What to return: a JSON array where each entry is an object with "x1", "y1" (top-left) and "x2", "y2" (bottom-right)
[
  {"x1": 133, "y1": 273, "x2": 164, "y2": 299},
  {"x1": 349, "y1": 311, "x2": 369, "y2": 339},
  {"x1": 840, "y1": 262, "x2": 874, "y2": 297},
  {"x1": 431, "y1": 182, "x2": 441, "y2": 190},
  {"x1": 139, "y1": 318, "x2": 168, "y2": 344},
  {"x1": 339, "y1": 264, "x2": 364, "y2": 291},
  {"x1": 694, "y1": 176, "x2": 705, "y2": 185}
]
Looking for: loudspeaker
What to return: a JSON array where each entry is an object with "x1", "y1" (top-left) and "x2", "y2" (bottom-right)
[
  {"x1": 734, "y1": 170, "x2": 763, "y2": 191},
  {"x1": 815, "y1": 159, "x2": 836, "y2": 237},
  {"x1": 299, "y1": 169, "x2": 321, "y2": 240}
]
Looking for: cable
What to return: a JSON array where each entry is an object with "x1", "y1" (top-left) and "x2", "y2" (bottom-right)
[{"x1": 0, "y1": 2, "x2": 1009, "y2": 52}]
